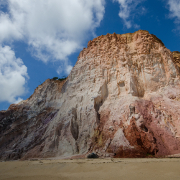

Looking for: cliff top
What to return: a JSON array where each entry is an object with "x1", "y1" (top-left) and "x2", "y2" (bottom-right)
[
  {"x1": 78, "y1": 30, "x2": 165, "y2": 60},
  {"x1": 87, "y1": 30, "x2": 165, "y2": 48}
]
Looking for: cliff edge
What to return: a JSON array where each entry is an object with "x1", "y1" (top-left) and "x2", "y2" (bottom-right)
[{"x1": 1, "y1": 30, "x2": 180, "y2": 160}]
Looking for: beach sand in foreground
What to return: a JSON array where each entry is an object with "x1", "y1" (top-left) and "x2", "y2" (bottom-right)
[{"x1": 0, "y1": 158, "x2": 180, "y2": 180}]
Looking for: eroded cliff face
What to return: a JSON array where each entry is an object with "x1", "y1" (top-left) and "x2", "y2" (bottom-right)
[{"x1": 1, "y1": 30, "x2": 180, "y2": 160}]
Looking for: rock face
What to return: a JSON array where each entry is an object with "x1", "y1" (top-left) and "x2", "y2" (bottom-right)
[{"x1": 1, "y1": 30, "x2": 180, "y2": 160}]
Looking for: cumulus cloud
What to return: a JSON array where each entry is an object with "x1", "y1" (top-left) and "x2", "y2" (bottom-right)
[
  {"x1": 167, "y1": 0, "x2": 180, "y2": 22},
  {"x1": 0, "y1": 45, "x2": 28, "y2": 103},
  {"x1": 0, "y1": 0, "x2": 105, "y2": 105},
  {"x1": 66, "y1": 65, "x2": 73, "y2": 75},
  {"x1": 113, "y1": 0, "x2": 144, "y2": 28},
  {"x1": 0, "y1": 0, "x2": 105, "y2": 63},
  {"x1": 0, "y1": 13, "x2": 23, "y2": 43},
  {"x1": 57, "y1": 63, "x2": 73, "y2": 75}
]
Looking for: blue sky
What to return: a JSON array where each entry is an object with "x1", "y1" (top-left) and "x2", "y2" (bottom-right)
[{"x1": 0, "y1": 0, "x2": 180, "y2": 110}]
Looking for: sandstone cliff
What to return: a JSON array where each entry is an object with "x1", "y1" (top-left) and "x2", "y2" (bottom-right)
[{"x1": 1, "y1": 30, "x2": 180, "y2": 160}]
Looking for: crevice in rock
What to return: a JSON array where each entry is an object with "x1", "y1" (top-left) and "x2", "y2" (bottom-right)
[
  {"x1": 70, "y1": 108, "x2": 79, "y2": 141},
  {"x1": 130, "y1": 75, "x2": 144, "y2": 97},
  {"x1": 55, "y1": 122, "x2": 64, "y2": 137},
  {"x1": 140, "y1": 124, "x2": 148, "y2": 132},
  {"x1": 94, "y1": 82, "x2": 108, "y2": 124},
  {"x1": 94, "y1": 101, "x2": 103, "y2": 124},
  {"x1": 119, "y1": 81, "x2": 125, "y2": 87},
  {"x1": 75, "y1": 142, "x2": 79, "y2": 153},
  {"x1": 61, "y1": 80, "x2": 69, "y2": 93},
  {"x1": 153, "y1": 137, "x2": 157, "y2": 143},
  {"x1": 129, "y1": 105, "x2": 135, "y2": 116}
]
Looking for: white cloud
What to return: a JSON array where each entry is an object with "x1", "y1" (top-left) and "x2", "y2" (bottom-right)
[
  {"x1": 0, "y1": 12, "x2": 23, "y2": 43},
  {"x1": 0, "y1": 0, "x2": 105, "y2": 64},
  {"x1": 113, "y1": 0, "x2": 144, "y2": 28},
  {"x1": 167, "y1": 0, "x2": 180, "y2": 22},
  {"x1": 57, "y1": 63, "x2": 73, "y2": 75},
  {"x1": 66, "y1": 65, "x2": 73, "y2": 75},
  {"x1": 56, "y1": 66, "x2": 63, "y2": 75},
  {"x1": 0, "y1": 45, "x2": 28, "y2": 103},
  {"x1": 14, "y1": 97, "x2": 23, "y2": 104}
]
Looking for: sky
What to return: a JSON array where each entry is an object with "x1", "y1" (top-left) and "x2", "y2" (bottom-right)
[{"x1": 0, "y1": 0, "x2": 180, "y2": 110}]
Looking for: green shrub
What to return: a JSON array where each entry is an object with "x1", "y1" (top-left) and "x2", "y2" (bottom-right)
[
  {"x1": 52, "y1": 76, "x2": 67, "y2": 81},
  {"x1": 58, "y1": 77, "x2": 66, "y2": 81},
  {"x1": 52, "y1": 77, "x2": 58, "y2": 80}
]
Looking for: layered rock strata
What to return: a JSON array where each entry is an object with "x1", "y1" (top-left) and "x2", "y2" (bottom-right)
[{"x1": 1, "y1": 30, "x2": 180, "y2": 160}]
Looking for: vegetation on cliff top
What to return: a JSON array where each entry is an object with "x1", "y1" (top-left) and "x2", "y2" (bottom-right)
[{"x1": 52, "y1": 76, "x2": 67, "y2": 81}]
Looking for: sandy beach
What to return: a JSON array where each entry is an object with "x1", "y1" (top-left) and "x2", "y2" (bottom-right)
[{"x1": 0, "y1": 158, "x2": 180, "y2": 180}]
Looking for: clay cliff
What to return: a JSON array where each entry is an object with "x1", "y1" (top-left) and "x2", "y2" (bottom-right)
[{"x1": 1, "y1": 30, "x2": 180, "y2": 160}]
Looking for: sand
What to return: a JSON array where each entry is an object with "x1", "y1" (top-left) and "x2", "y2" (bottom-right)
[{"x1": 0, "y1": 158, "x2": 180, "y2": 180}]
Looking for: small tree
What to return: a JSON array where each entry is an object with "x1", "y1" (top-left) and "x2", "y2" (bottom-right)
[
  {"x1": 58, "y1": 76, "x2": 67, "y2": 81},
  {"x1": 52, "y1": 77, "x2": 58, "y2": 80}
]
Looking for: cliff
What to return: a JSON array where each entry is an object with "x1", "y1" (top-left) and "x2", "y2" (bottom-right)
[{"x1": 1, "y1": 30, "x2": 180, "y2": 160}]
